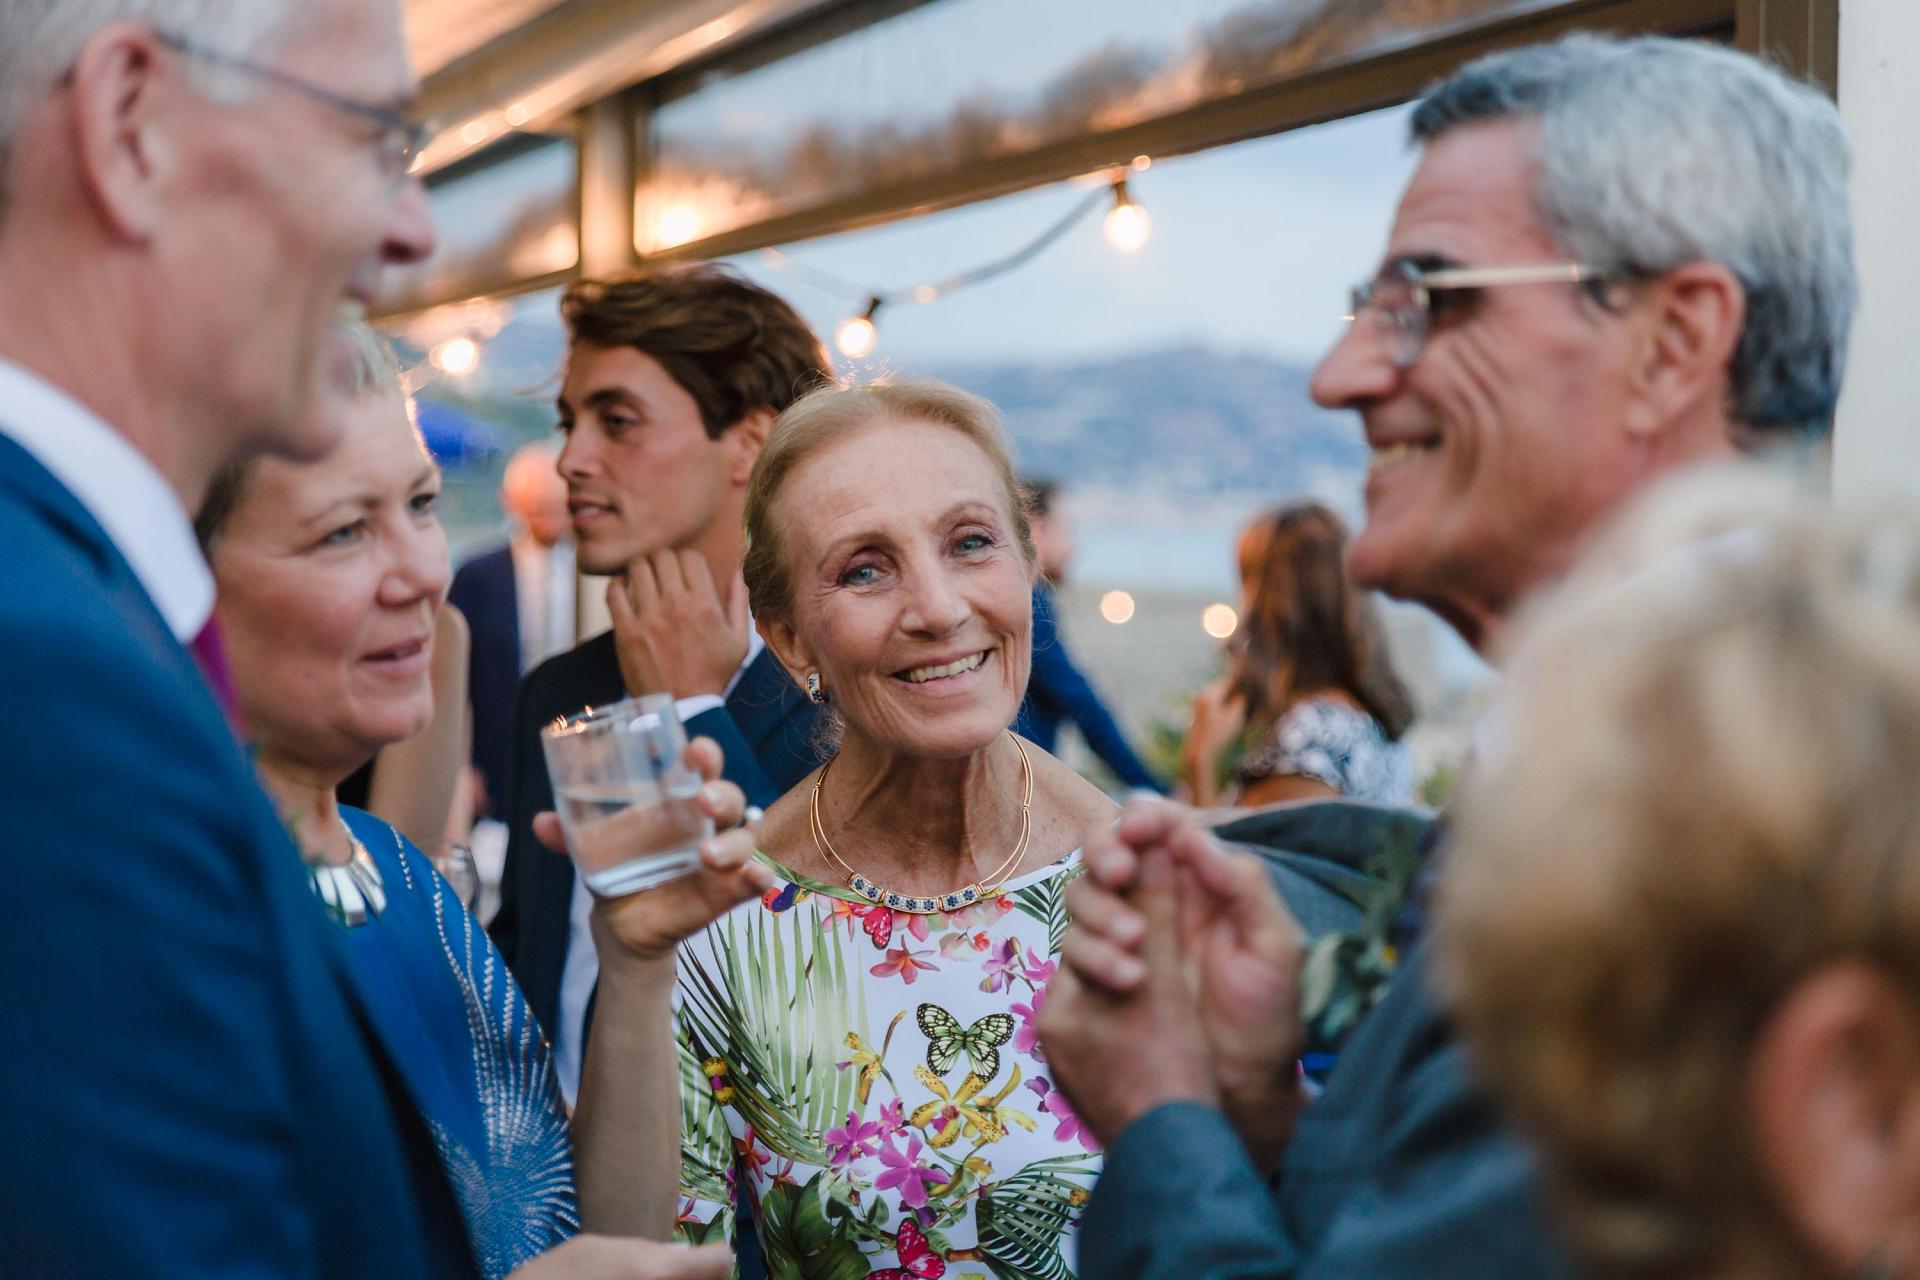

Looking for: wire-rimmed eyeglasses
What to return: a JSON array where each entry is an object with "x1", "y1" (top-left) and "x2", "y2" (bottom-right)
[
  {"x1": 1346, "y1": 260, "x2": 1615, "y2": 367},
  {"x1": 154, "y1": 31, "x2": 433, "y2": 178}
]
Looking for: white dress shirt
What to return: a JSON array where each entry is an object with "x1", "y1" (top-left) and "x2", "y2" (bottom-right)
[
  {"x1": 0, "y1": 360, "x2": 212, "y2": 640},
  {"x1": 550, "y1": 625, "x2": 767, "y2": 1105},
  {"x1": 510, "y1": 533, "x2": 577, "y2": 673}
]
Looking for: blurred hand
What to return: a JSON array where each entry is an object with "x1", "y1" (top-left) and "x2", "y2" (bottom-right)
[
  {"x1": 534, "y1": 737, "x2": 772, "y2": 965},
  {"x1": 608, "y1": 552, "x2": 751, "y2": 700},
  {"x1": 1038, "y1": 844, "x2": 1217, "y2": 1144},
  {"x1": 506, "y1": 1235, "x2": 732, "y2": 1280},
  {"x1": 1182, "y1": 676, "x2": 1246, "y2": 805},
  {"x1": 1174, "y1": 831, "x2": 1309, "y2": 1166},
  {"x1": 1054, "y1": 802, "x2": 1308, "y2": 1161}
]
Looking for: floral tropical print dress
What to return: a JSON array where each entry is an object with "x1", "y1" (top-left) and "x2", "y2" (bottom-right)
[{"x1": 673, "y1": 850, "x2": 1101, "y2": 1280}]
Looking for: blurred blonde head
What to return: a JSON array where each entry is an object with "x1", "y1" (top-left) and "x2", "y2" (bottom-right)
[{"x1": 1439, "y1": 464, "x2": 1920, "y2": 1280}]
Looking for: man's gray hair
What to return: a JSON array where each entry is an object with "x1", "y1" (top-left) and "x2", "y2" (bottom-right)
[
  {"x1": 0, "y1": 1, "x2": 295, "y2": 195},
  {"x1": 1411, "y1": 34, "x2": 1854, "y2": 439}
]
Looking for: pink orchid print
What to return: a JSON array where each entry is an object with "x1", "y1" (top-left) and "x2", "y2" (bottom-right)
[
  {"x1": 873, "y1": 1134, "x2": 951, "y2": 1210},
  {"x1": 878, "y1": 1096, "x2": 907, "y2": 1135},
  {"x1": 1010, "y1": 983, "x2": 1046, "y2": 1057},
  {"x1": 824, "y1": 1110, "x2": 884, "y2": 1168},
  {"x1": 1026, "y1": 1076, "x2": 1101, "y2": 1152},
  {"x1": 733, "y1": 1126, "x2": 772, "y2": 1176},
  {"x1": 1021, "y1": 954, "x2": 1057, "y2": 986},
  {"x1": 979, "y1": 936, "x2": 1022, "y2": 994},
  {"x1": 870, "y1": 942, "x2": 940, "y2": 985}
]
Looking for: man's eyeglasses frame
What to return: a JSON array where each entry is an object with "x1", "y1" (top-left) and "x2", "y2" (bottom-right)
[
  {"x1": 153, "y1": 31, "x2": 432, "y2": 178},
  {"x1": 1347, "y1": 260, "x2": 1617, "y2": 368}
]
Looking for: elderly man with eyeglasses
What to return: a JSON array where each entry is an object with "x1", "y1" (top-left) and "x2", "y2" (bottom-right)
[{"x1": 1037, "y1": 33, "x2": 1854, "y2": 1280}]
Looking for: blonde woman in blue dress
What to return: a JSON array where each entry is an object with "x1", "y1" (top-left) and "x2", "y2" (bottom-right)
[{"x1": 662, "y1": 380, "x2": 1120, "y2": 1278}]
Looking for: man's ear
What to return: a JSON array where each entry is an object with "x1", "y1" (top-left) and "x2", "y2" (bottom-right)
[
  {"x1": 727, "y1": 407, "x2": 778, "y2": 485},
  {"x1": 758, "y1": 613, "x2": 816, "y2": 693},
  {"x1": 1622, "y1": 261, "x2": 1746, "y2": 441},
  {"x1": 68, "y1": 24, "x2": 178, "y2": 242},
  {"x1": 1749, "y1": 964, "x2": 1920, "y2": 1276}
]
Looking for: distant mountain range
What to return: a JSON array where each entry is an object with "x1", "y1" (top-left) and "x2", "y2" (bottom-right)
[
  {"x1": 424, "y1": 338, "x2": 1371, "y2": 520},
  {"x1": 916, "y1": 345, "x2": 1369, "y2": 512}
]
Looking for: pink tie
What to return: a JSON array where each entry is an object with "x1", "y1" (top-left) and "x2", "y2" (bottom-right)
[{"x1": 189, "y1": 617, "x2": 242, "y2": 736}]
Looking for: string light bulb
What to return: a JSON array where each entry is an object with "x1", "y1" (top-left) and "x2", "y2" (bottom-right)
[
  {"x1": 431, "y1": 336, "x2": 481, "y2": 377},
  {"x1": 1104, "y1": 178, "x2": 1151, "y2": 254},
  {"x1": 836, "y1": 298, "x2": 882, "y2": 359}
]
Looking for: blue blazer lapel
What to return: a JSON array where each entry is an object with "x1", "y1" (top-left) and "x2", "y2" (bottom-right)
[
  {"x1": 725, "y1": 648, "x2": 799, "y2": 750},
  {"x1": 0, "y1": 434, "x2": 121, "y2": 576}
]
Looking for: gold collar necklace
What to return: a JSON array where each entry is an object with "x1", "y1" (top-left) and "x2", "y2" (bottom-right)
[{"x1": 810, "y1": 731, "x2": 1033, "y2": 915}]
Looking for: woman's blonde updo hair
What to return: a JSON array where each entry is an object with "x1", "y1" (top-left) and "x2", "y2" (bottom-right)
[
  {"x1": 743, "y1": 378, "x2": 1035, "y2": 626},
  {"x1": 1437, "y1": 465, "x2": 1920, "y2": 1280}
]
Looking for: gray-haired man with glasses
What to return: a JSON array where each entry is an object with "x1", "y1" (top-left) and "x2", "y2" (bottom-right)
[
  {"x1": 1041, "y1": 33, "x2": 1854, "y2": 1280},
  {"x1": 0, "y1": 2, "x2": 456, "y2": 1275}
]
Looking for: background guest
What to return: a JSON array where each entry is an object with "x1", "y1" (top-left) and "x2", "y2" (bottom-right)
[
  {"x1": 1016, "y1": 478, "x2": 1165, "y2": 792},
  {"x1": 1182, "y1": 503, "x2": 1414, "y2": 808},
  {"x1": 1441, "y1": 470, "x2": 1920, "y2": 1280},
  {"x1": 663, "y1": 380, "x2": 1119, "y2": 1273},
  {"x1": 199, "y1": 324, "x2": 750, "y2": 1279},
  {"x1": 452, "y1": 440, "x2": 576, "y2": 825},
  {"x1": 492, "y1": 264, "x2": 833, "y2": 1113}
]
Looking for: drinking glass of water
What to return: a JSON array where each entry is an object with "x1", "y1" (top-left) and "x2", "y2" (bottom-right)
[{"x1": 540, "y1": 693, "x2": 711, "y2": 897}]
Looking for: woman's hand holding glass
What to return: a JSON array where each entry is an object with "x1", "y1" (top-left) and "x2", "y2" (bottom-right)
[{"x1": 533, "y1": 736, "x2": 772, "y2": 965}]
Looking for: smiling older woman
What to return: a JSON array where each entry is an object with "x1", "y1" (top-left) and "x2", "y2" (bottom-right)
[
  {"x1": 196, "y1": 326, "x2": 754, "y2": 1280},
  {"x1": 646, "y1": 379, "x2": 1119, "y2": 1275}
]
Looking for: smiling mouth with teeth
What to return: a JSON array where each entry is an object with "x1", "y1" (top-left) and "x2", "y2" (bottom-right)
[
  {"x1": 898, "y1": 651, "x2": 988, "y2": 684},
  {"x1": 1368, "y1": 441, "x2": 1439, "y2": 472}
]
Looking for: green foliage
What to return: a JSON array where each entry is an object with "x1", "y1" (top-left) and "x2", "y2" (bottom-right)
[
  {"x1": 676, "y1": 908, "x2": 863, "y2": 1166},
  {"x1": 1299, "y1": 823, "x2": 1429, "y2": 1052},
  {"x1": 1009, "y1": 870, "x2": 1079, "y2": 955},
  {"x1": 1419, "y1": 758, "x2": 1459, "y2": 809},
  {"x1": 758, "y1": 1173, "x2": 870, "y2": 1280},
  {"x1": 975, "y1": 1155, "x2": 1098, "y2": 1280}
]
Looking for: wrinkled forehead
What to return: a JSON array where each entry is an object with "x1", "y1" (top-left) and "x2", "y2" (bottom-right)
[
  {"x1": 783, "y1": 419, "x2": 1012, "y2": 543},
  {"x1": 1385, "y1": 119, "x2": 1559, "y2": 267}
]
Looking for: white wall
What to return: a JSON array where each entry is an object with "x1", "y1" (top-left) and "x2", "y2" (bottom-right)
[{"x1": 1833, "y1": 0, "x2": 1920, "y2": 502}]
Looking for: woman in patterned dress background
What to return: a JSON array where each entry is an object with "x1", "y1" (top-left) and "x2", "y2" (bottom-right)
[{"x1": 1183, "y1": 502, "x2": 1417, "y2": 808}]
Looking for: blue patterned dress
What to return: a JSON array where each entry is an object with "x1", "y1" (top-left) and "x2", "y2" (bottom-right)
[
  {"x1": 1237, "y1": 695, "x2": 1415, "y2": 805},
  {"x1": 339, "y1": 806, "x2": 579, "y2": 1278}
]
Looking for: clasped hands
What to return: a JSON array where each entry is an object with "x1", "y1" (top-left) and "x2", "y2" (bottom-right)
[
  {"x1": 1036, "y1": 802, "x2": 1310, "y2": 1168},
  {"x1": 608, "y1": 550, "x2": 751, "y2": 701}
]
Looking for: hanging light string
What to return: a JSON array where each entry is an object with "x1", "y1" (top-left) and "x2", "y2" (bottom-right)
[{"x1": 761, "y1": 173, "x2": 1150, "y2": 357}]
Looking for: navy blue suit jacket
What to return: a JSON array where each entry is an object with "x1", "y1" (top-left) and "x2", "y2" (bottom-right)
[
  {"x1": 1079, "y1": 944, "x2": 1577, "y2": 1280},
  {"x1": 0, "y1": 435, "x2": 472, "y2": 1276},
  {"x1": 447, "y1": 544, "x2": 519, "y2": 818},
  {"x1": 1015, "y1": 583, "x2": 1164, "y2": 791},
  {"x1": 488, "y1": 631, "x2": 827, "y2": 1038}
]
